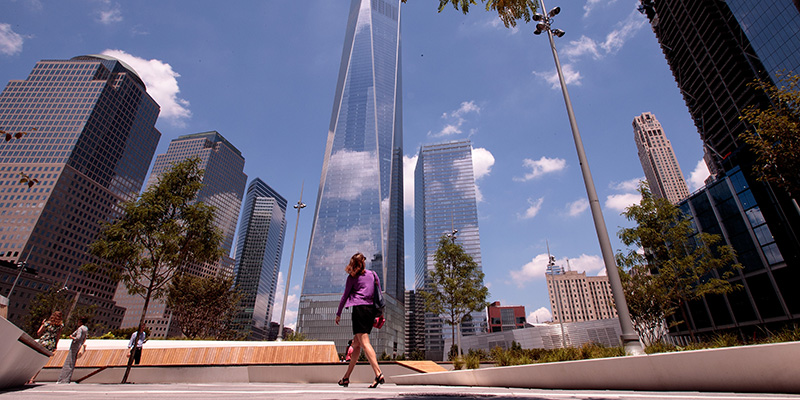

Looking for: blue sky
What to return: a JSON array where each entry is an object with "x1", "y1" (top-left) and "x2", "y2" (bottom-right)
[{"x1": 1, "y1": 0, "x2": 710, "y2": 329}]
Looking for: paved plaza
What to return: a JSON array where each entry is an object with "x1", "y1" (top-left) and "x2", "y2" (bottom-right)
[{"x1": 2, "y1": 383, "x2": 800, "y2": 400}]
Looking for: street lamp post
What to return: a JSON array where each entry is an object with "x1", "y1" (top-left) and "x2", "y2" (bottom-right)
[
  {"x1": 532, "y1": 0, "x2": 644, "y2": 355},
  {"x1": 277, "y1": 183, "x2": 306, "y2": 341}
]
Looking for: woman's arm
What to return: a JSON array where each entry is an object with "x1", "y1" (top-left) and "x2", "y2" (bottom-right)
[
  {"x1": 37, "y1": 321, "x2": 46, "y2": 337},
  {"x1": 336, "y1": 275, "x2": 354, "y2": 317}
]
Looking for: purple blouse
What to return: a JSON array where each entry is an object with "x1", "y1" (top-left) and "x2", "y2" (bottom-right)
[{"x1": 336, "y1": 270, "x2": 382, "y2": 317}]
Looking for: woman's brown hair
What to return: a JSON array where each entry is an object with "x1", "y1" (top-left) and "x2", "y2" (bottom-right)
[
  {"x1": 48, "y1": 311, "x2": 63, "y2": 325},
  {"x1": 345, "y1": 252, "x2": 366, "y2": 276}
]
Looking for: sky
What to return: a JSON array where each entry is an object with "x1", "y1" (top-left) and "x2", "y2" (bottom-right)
[{"x1": 0, "y1": 0, "x2": 711, "y2": 330}]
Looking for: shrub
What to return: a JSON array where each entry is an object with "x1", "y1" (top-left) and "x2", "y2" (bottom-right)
[
  {"x1": 645, "y1": 341, "x2": 678, "y2": 354},
  {"x1": 464, "y1": 352, "x2": 481, "y2": 369},
  {"x1": 452, "y1": 356, "x2": 464, "y2": 370}
]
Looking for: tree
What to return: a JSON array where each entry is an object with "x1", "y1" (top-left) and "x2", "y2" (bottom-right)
[
  {"x1": 401, "y1": 0, "x2": 538, "y2": 28},
  {"x1": 83, "y1": 157, "x2": 224, "y2": 383},
  {"x1": 23, "y1": 284, "x2": 72, "y2": 337},
  {"x1": 421, "y1": 235, "x2": 489, "y2": 357},
  {"x1": 166, "y1": 273, "x2": 241, "y2": 340},
  {"x1": 616, "y1": 183, "x2": 741, "y2": 343},
  {"x1": 739, "y1": 72, "x2": 800, "y2": 199}
]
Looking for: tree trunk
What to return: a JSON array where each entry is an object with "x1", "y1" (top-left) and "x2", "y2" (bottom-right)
[
  {"x1": 679, "y1": 299, "x2": 696, "y2": 343},
  {"x1": 121, "y1": 272, "x2": 155, "y2": 384}
]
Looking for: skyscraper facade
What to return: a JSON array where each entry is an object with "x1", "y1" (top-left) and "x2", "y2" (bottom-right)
[
  {"x1": 0, "y1": 55, "x2": 161, "y2": 330},
  {"x1": 415, "y1": 140, "x2": 486, "y2": 360},
  {"x1": 232, "y1": 178, "x2": 287, "y2": 340},
  {"x1": 298, "y1": 0, "x2": 404, "y2": 356},
  {"x1": 633, "y1": 112, "x2": 690, "y2": 203},
  {"x1": 114, "y1": 131, "x2": 247, "y2": 337},
  {"x1": 639, "y1": 0, "x2": 800, "y2": 337},
  {"x1": 487, "y1": 302, "x2": 526, "y2": 332},
  {"x1": 404, "y1": 290, "x2": 425, "y2": 358}
]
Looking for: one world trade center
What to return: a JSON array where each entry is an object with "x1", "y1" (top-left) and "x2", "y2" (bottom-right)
[{"x1": 297, "y1": 0, "x2": 404, "y2": 356}]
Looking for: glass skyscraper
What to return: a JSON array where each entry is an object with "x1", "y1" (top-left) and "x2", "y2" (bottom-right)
[
  {"x1": 232, "y1": 178, "x2": 287, "y2": 340},
  {"x1": 639, "y1": 0, "x2": 800, "y2": 337},
  {"x1": 114, "y1": 131, "x2": 247, "y2": 337},
  {"x1": 298, "y1": 0, "x2": 404, "y2": 356},
  {"x1": 415, "y1": 140, "x2": 486, "y2": 361},
  {"x1": 0, "y1": 55, "x2": 161, "y2": 330}
]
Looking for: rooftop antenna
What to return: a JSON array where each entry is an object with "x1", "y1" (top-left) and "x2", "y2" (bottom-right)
[{"x1": 566, "y1": 258, "x2": 571, "y2": 272}]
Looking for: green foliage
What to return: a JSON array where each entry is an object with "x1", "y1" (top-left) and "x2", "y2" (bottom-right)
[
  {"x1": 284, "y1": 331, "x2": 311, "y2": 341},
  {"x1": 407, "y1": 349, "x2": 426, "y2": 360},
  {"x1": 644, "y1": 341, "x2": 678, "y2": 354},
  {"x1": 63, "y1": 304, "x2": 99, "y2": 337},
  {"x1": 23, "y1": 285, "x2": 71, "y2": 337},
  {"x1": 421, "y1": 235, "x2": 489, "y2": 354},
  {"x1": 402, "y1": 0, "x2": 538, "y2": 28},
  {"x1": 379, "y1": 351, "x2": 391, "y2": 361},
  {"x1": 83, "y1": 157, "x2": 224, "y2": 304},
  {"x1": 763, "y1": 324, "x2": 800, "y2": 343},
  {"x1": 740, "y1": 72, "x2": 800, "y2": 198},
  {"x1": 616, "y1": 182, "x2": 741, "y2": 342},
  {"x1": 452, "y1": 356, "x2": 464, "y2": 370},
  {"x1": 95, "y1": 326, "x2": 153, "y2": 340},
  {"x1": 464, "y1": 352, "x2": 481, "y2": 369},
  {"x1": 166, "y1": 273, "x2": 241, "y2": 340}
]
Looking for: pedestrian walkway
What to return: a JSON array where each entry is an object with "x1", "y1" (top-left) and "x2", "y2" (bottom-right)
[{"x1": 3, "y1": 383, "x2": 800, "y2": 400}]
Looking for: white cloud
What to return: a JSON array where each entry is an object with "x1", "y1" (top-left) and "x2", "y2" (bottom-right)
[
  {"x1": 562, "y1": 35, "x2": 601, "y2": 60},
  {"x1": 272, "y1": 271, "x2": 300, "y2": 330},
  {"x1": 601, "y1": 11, "x2": 647, "y2": 54},
  {"x1": 471, "y1": 147, "x2": 494, "y2": 180},
  {"x1": 432, "y1": 101, "x2": 481, "y2": 137},
  {"x1": 472, "y1": 147, "x2": 495, "y2": 203},
  {"x1": 486, "y1": 17, "x2": 520, "y2": 35},
  {"x1": 509, "y1": 253, "x2": 604, "y2": 285},
  {"x1": 98, "y1": 4, "x2": 123, "y2": 25},
  {"x1": 403, "y1": 154, "x2": 417, "y2": 213},
  {"x1": 0, "y1": 23, "x2": 24, "y2": 56},
  {"x1": 529, "y1": 307, "x2": 552, "y2": 324},
  {"x1": 565, "y1": 198, "x2": 589, "y2": 217},
  {"x1": 688, "y1": 159, "x2": 710, "y2": 191},
  {"x1": 605, "y1": 192, "x2": 642, "y2": 212},
  {"x1": 325, "y1": 149, "x2": 379, "y2": 200},
  {"x1": 583, "y1": 0, "x2": 617, "y2": 18},
  {"x1": 101, "y1": 49, "x2": 192, "y2": 126},
  {"x1": 514, "y1": 156, "x2": 567, "y2": 181},
  {"x1": 532, "y1": 63, "x2": 583, "y2": 89},
  {"x1": 519, "y1": 197, "x2": 544, "y2": 220},
  {"x1": 610, "y1": 177, "x2": 644, "y2": 192}
]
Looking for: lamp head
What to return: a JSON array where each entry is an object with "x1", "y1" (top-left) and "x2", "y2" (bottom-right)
[
  {"x1": 532, "y1": 13, "x2": 544, "y2": 21},
  {"x1": 552, "y1": 29, "x2": 565, "y2": 38},
  {"x1": 548, "y1": 7, "x2": 560, "y2": 17}
]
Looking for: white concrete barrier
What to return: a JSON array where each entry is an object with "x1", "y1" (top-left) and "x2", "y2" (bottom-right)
[
  {"x1": 0, "y1": 317, "x2": 52, "y2": 389},
  {"x1": 391, "y1": 341, "x2": 800, "y2": 394}
]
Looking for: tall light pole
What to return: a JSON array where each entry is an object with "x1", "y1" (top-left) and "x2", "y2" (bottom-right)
[
  {"x1": 277, "y1": 183, "x2": 306, "y2": 341},
  {"x1": 532, "y1": 0, "x2": 644, "y2": 355}
]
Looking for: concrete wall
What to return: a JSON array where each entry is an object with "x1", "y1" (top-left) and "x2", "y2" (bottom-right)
[
  {"x1": 0, "y1": 317, "x2": 52, "y2": 389},
  {"x1": 392, "y1": 341, "x2": 800, "y2": 394}
]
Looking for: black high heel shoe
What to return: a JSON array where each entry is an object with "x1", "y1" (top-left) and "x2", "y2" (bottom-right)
[
  {"x1": 368, "y1": 373, "x2": 385, "y2": 388},
  {"x1": 338, "y1": 377, "x2": 349, "y2": 387}
]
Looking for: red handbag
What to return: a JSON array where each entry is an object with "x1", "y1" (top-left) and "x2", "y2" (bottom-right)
[{"x1": 373, "y1": 315, "x2": 385, "y2": 329}]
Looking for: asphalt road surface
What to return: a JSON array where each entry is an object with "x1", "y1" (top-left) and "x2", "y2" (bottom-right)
[{"x1": 2, "y1": 383, "x2": 799, "y2": 400}]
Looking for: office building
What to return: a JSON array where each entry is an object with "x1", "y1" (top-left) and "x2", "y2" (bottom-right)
[
  {"x1": 404, "y1": 290, "x2": 425, "y2": 358},
  {"x1": 639, "y1": 0, "x2": 800, "y2": 337},
  {"x1": 115, "y1": 131, "x2": 247, "y2": 337},
  {"x1": 546, "y1": 265, "x2": 617, "y2": 323},
  {"x1": 633, "y1": 112, "x2": 690, "y2": 204},
  {"x1": 487, "y1": 301, "x2": 526, "y2": 333},
  {"x1": 232, "y1": 178, "x2": 287, "y2": 340},
  {"x1": 415, "y1": 140, "x2": 487, "y2": 360},
  {"x1": 297, "y1": 0, "x2": 405, "y2": 357},
  {"x1": 0, "y1": 55, "x2": 161, "y2": 330}
]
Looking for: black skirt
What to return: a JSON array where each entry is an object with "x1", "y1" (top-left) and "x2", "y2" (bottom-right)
[{"x1": 351, "y1": 304, "x2": 377, "y2": 334}]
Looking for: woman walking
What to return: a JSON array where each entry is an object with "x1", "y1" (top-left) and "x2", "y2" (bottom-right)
[
  {"x1": 29, "y1": 311, "x2": 64, "y2": 383},
  {"x1": 335, "y1": 252, "x2": 384, "y2": 388},
  {"x1": 57, "y1": 316, "x2": 89, "y2": 384}
]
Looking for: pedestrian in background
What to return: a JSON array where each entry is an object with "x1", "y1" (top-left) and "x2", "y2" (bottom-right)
[
  {"x1": 335, "y1": 252, "x2": 384, "y2": 388},
  {"x1": 28, "y1": 311, "x2": 64, "y2": 384},
  {"x1": 345, "y1": 340, "x2": 354, "y2": 362},
  {"x1": 57, "y1": 316, "x2": 89, "y2": 384},
  {"x1": 128, "y1": 325, "x2": 147, "y2": 365}
]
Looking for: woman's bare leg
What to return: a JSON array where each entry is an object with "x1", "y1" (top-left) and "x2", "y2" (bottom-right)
[
  {"x1": 342, "y1": 335, "x2": 361, "y2": 380},
  {"x1": 357, "y1": 333, "x2": 382, "y2": 377}
]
